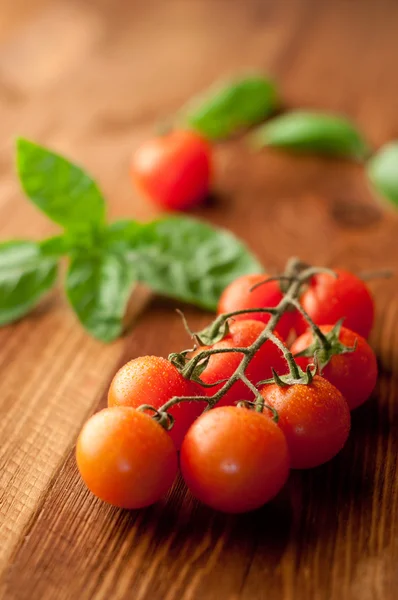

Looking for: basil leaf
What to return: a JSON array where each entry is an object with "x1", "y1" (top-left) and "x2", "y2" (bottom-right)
[
  {"x1": 367, "y1": 142, "x2": 398, "y2": 208},
  {"x1": 40, "y1": 235, "x2": 71, "y2": 257},
  {"x1": 66, "y1": 252, "x2": 135, "y2": 342},
  {"x1": 16, "y1": 138, "x2": 106, "y2": 233},
  {"x1": 106, "y1": 216, "x2": 262, "y2": 311},
  {"x1": 0, "y1": 241, "x2": 58, "y2": 325},
  {"x1": 184, "y1": 75, "x2": 278, "y2": 140},
  {"x1": 252, "y1": 111, "x2": 370, "y2": 160}
]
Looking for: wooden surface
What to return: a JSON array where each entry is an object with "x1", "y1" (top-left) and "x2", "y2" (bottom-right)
[{"x1": 1, "y1": 0, "x2": 398, "y2": 598}]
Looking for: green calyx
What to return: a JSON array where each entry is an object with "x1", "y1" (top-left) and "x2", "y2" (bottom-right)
[
  {"x1": 137, "y1": 405, "x2": 176, "y2": 431},
  {"x1": 168, "y1": 350, "x2": 192, "y2": 371},
  {"x1": 293, "y1": 319, "x2": 357, "y2": 372},
  {"x1": 176, "y1": 309, "x2": 231, "y2": 347},
  {"x1": 258, "y1": 363, "x2": 317, "y2": 388},
  {"x1": 169, "y1": 347, "x2": 227, "y2": 387},
  {"x1": 194, "y1": 319, "x2": 231, "y2": 346}
]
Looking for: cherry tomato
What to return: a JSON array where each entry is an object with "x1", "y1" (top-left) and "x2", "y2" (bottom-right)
[
  {"x1": 76, "y1": 407, "x2": 178, "y2": 509},
  {"x1": 295, "y1": 269, "x2": 374, "y2": 339},
  {"x1": 108, "y1": 356, "x2": 205, "y2": 449},
  {"x1": 261, "y1": 375, "x2": 350, "y2": 469},
  {"x1": 195, "y1": 321, "x2": 286, "y2": 406},
  {"x1": 217, "y1": 274, "x2": 294, "y2": 339},
  {"x1": 180, "y1": 406, "x2": 290, "y2": 513},
  {"x1": 131, "y1": 130, "x2": 211, "y2": 211},
  {"x1": 291, "y1": 325, "x2": 378, "y2": 411}
]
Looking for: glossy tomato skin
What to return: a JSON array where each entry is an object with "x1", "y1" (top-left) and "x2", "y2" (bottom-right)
[
  {"x1": 217, "y1": 274, "x2": 294, "y2": 340},
  {"x1": 180, "y1": 406, "x2": 290, "y2": 513},
  {"x1": 76, "y1": 407, "x2": 178, "y2": 509},
  {"x1": 295, "y1": 269, "x2": 374, "y2": 339},
  {"x1": 131, "y1": 130, "x2": 211, "y2": 211},
  {"x1": 196, "y1": 320, "x2": 286, "y2": 406},
  {"x1": 261, "y1": 376, "x2": 350, "y2": 469},
  {"x1": 108, "y1": 356, "x2": 205, "y2": 449},
  {"x1": 291, "y1": 325, "x2": 378, "y2": 411}
]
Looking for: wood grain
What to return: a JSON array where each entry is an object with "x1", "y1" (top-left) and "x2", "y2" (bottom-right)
[{"x1": 1, "y1": 0, "x2": 398, "y2": 598}]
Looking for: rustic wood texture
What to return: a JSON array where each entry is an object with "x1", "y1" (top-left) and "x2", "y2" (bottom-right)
[{"x1": 1, "y1": 0, "x2": 398, "y2": 598}]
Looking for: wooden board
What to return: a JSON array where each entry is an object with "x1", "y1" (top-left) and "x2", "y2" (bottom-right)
[{"x1": 1, "y1": 0, "x2": 398, "y2": 598}]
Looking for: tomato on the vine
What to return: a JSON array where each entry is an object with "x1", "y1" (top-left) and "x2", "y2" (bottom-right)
[
  {"x1": 291, "y1": 324, "x2": 377, "y2": 410},
  {"x1": 180, "y1": 406, "x2": 290, "y2": 513},
  {"x1": 295, "y1": 269, "x2": 374, "y2": 338},
  {"x1": 217, "y1": 273, "x2": 295, "y2": 339},
  {"x1": 261, "y1": 375, "x2": 350, "y2": 469},
  {"x1": 108, "y1": 356, "x2": 205, "y2": 449},
  {"x1": 76, "y1": 407, "x2": 178, "y2": 509},
  {"x1": 131, "y1": 130, "x2": 211, "y2": 211},
  {"x1": 195, "y1": 320, "x2": 286, "y2": 406}
]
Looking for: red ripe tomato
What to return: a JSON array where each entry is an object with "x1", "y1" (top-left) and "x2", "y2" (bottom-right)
[
  {"x1": 180, "y1": 406, "x2": 290, "y2": 513},
  {"x1": 108, "y1": 356, "x2": 205, "y2": 449},
  {"x1": 131, "y1": 130, "x2": 211, "y2": 211},
  {"x1": 195, "y1": 320, "x2": 286, "y2": 406},
  {"x1": 295, "y1": 269, "x2": 374, "y2": 339},
  {"x1": 291, "y1": 325, "x2": 378, "y2": 411},
  {"x1": 76, "y1": 407, "x2": 178, "y2": 509},
  {"x1": 217, "y1": 274, "x2": 294, "y2": 339},
  {"x1": 261, "y1": 376, "x2": 350, "y2": 469}
]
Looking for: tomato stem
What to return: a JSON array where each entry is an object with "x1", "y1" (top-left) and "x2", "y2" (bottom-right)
[{"x1": 288, "y1": 298, "x2": 331, "y2": 350}]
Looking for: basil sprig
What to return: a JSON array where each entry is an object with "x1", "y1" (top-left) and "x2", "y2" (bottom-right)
[{"x1": 0, "y1": 139, "x2": 261, "y2": 341}]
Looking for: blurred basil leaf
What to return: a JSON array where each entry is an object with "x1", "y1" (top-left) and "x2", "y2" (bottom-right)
[
  {"x1": 252, "y1": 111, "x2": 370, "y2": 160},
  {"x1": 40, "y1": 235, "x2": 72, "y2": 257},
  {"x1": 184, "y1": 75, "x2": 278, "y2": 140},
  {"x1": 66, "y1": 252, "x2": 135, "y2": 342},
  {"x1": 0, "y1": 241, "x2": 58, "y2": 325},
  {"x1": 367, "y1": 141, "x2": 398, "y2": 208},
  {"x1": 17, "y1": 138, "x2": 106, "y2": 233},
  {"x1": 103, "y1": 220, "x2": 143, "y2": 252}
]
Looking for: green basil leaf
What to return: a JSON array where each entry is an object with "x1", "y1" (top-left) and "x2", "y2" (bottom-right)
[
  {"x1": 106, "y1": 216, "x2": 262, "y2": 311},
  {"x1": 0, "y1": 240, "x2": 58, "y2": 325},
  {"x1": 252, "y1": 111, "x2": 370, "y2": 160},
  {"x1": 66, "y1": 252, "x2": 135, "y2": 342},
  {"x1": 41, "y1": 231, "x2": 106, "y2": 258},
  {"x1": 183, "y1": 75, "x2": 278, "y2": 140},
  {"x1": 367, "y1": 142, "x2": 398, "y2": 208},
  {"x1": 40, "y1": 235, "x2": 71, "y2": 257},
  {"x1": 16, "y1": 138, "x2": 106, "y2": 233}
]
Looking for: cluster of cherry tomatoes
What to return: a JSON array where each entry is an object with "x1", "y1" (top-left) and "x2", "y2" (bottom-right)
[{"x1": 76, "y1": 266, "x2": 378, "y2": 513}]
